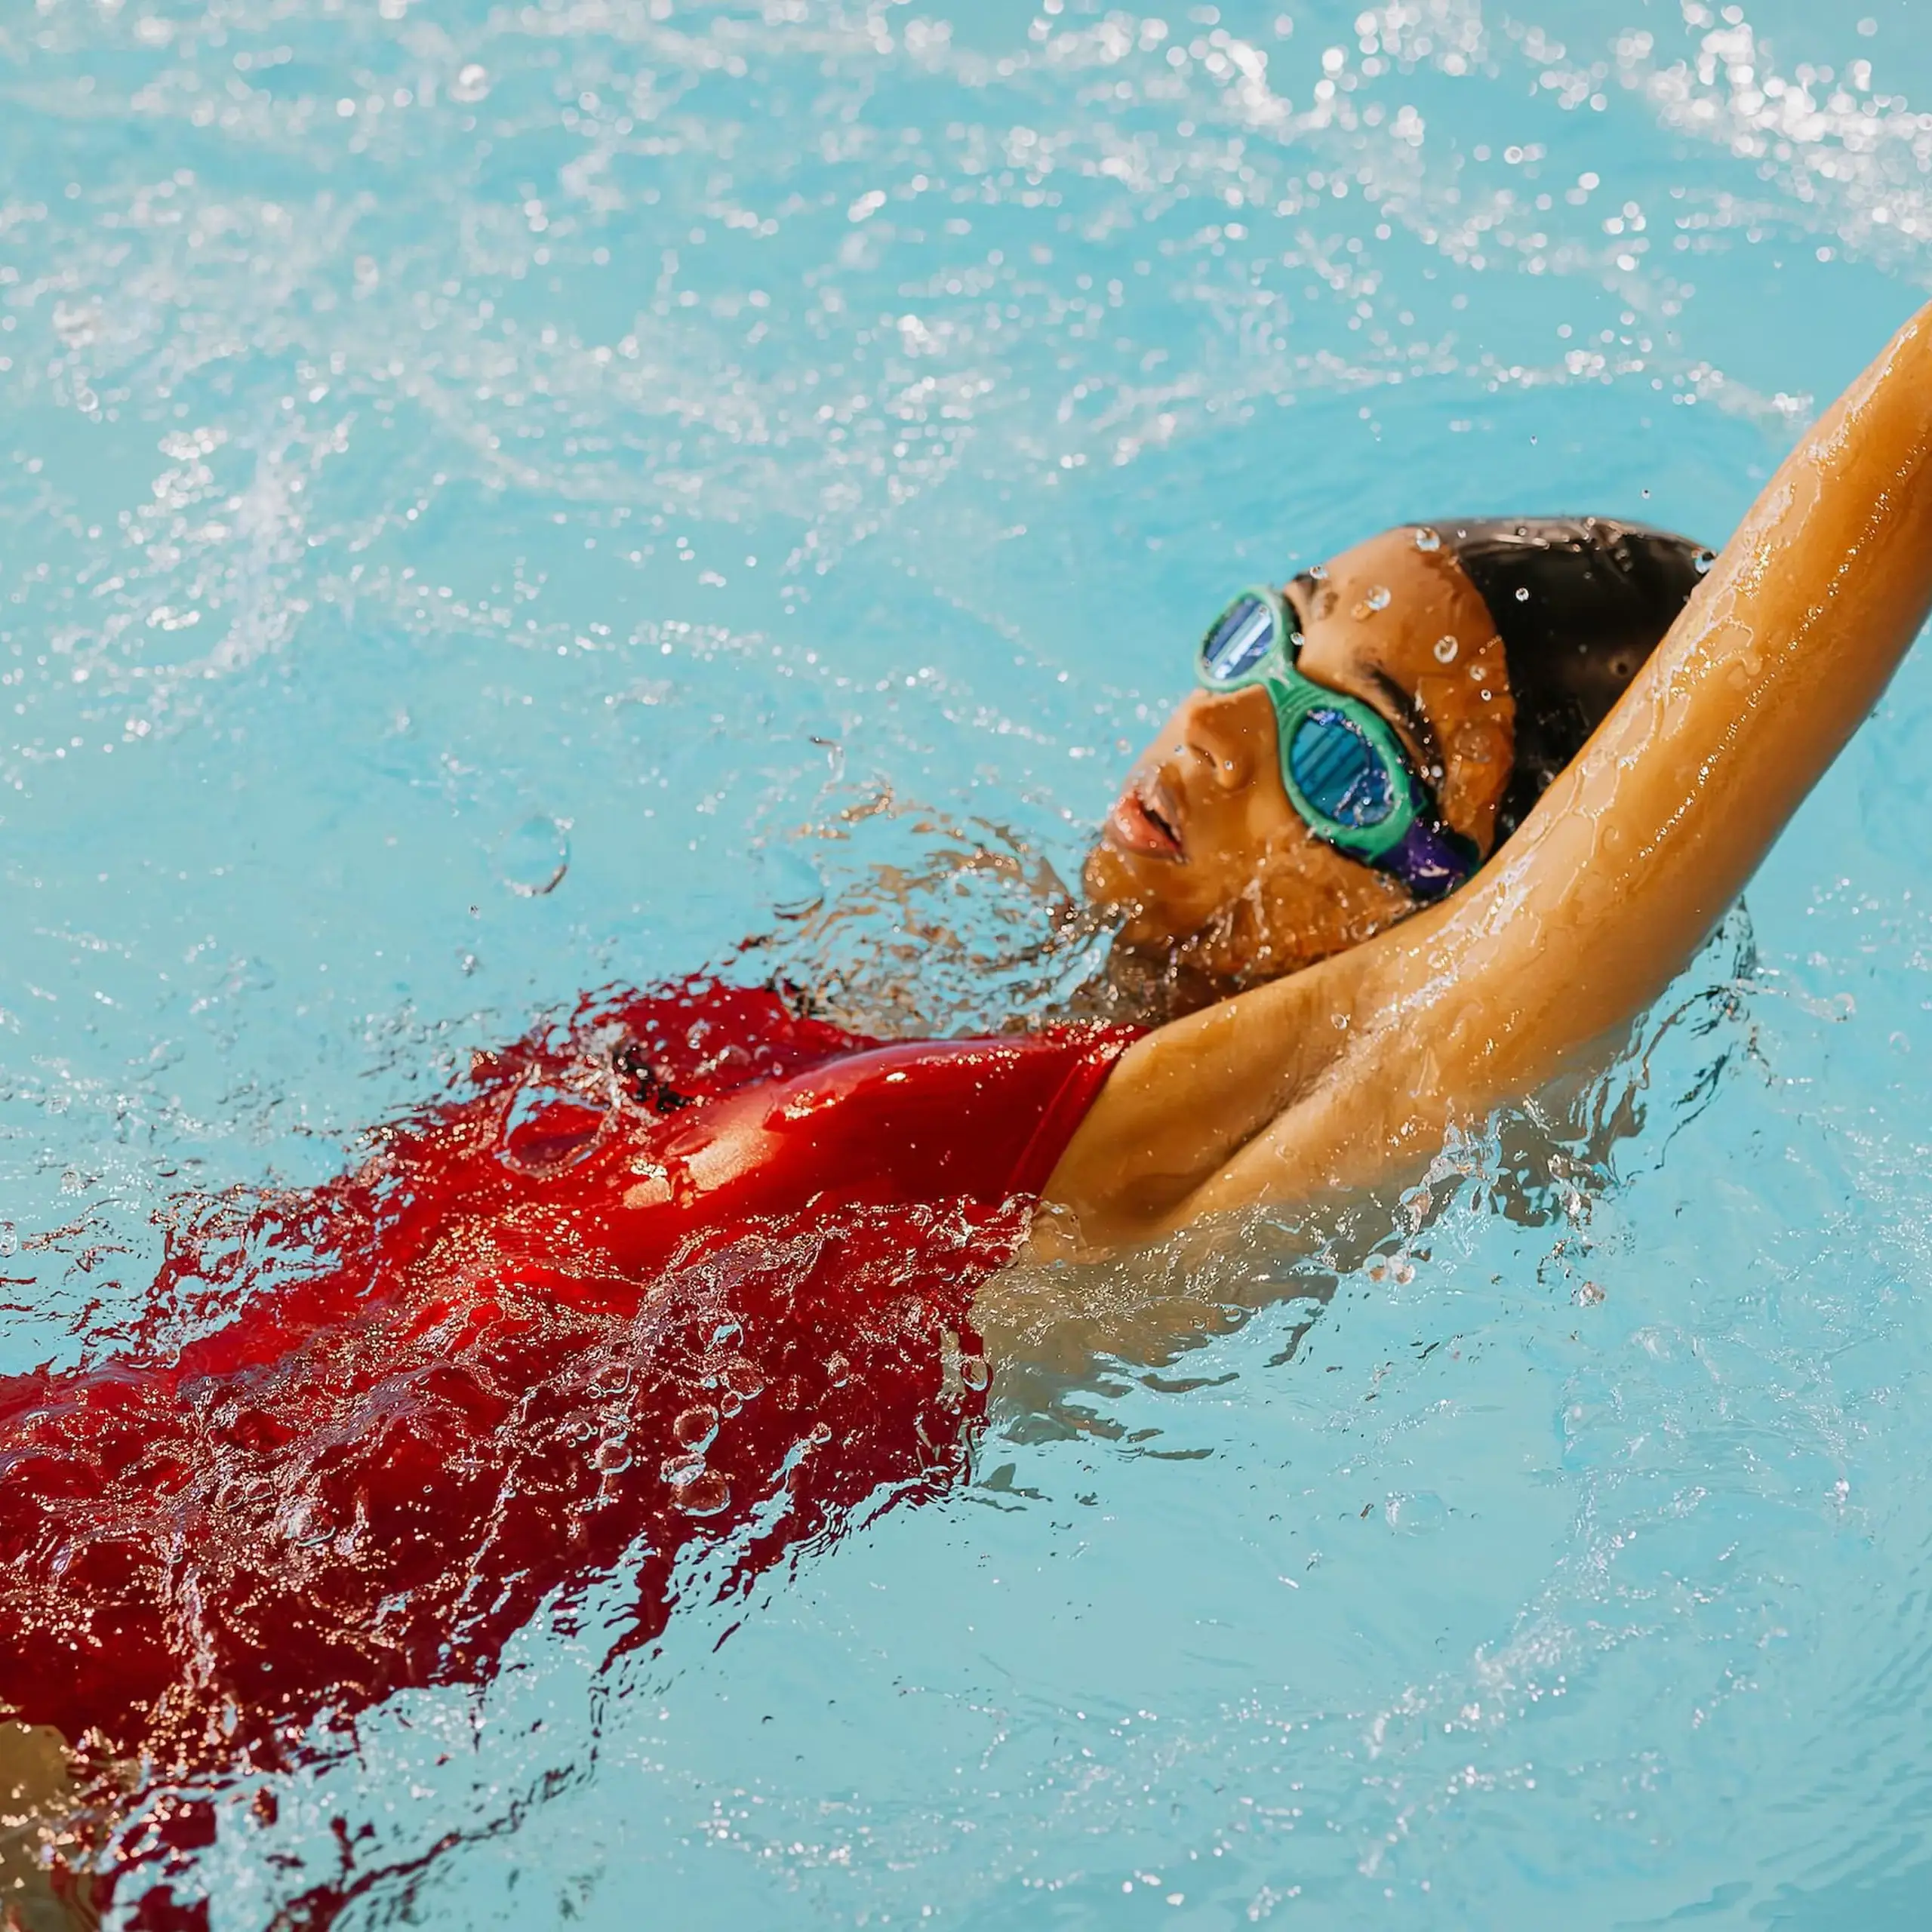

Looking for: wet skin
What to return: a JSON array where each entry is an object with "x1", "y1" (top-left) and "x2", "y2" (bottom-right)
[
  {"x1": 1084, "y1": 526, "x2": 1515, "y2": 989},
  {"x1": 1048, "y1": 300, "x2": 1932, "y2": 1252}
]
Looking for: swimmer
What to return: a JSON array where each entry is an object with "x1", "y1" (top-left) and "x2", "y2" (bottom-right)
[{"x1": 8, "y1": 301, "x2": 1932, "y2": 1921}]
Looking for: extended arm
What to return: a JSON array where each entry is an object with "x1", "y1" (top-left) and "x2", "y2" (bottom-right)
[{"x1": 1049, "y1": 299, "x2": 1932, "y2": 1248}]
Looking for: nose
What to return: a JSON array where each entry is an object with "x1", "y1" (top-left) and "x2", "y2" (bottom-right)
[{"x1": 1178, "y1": 688, "x2": 1261, "y2": 792}]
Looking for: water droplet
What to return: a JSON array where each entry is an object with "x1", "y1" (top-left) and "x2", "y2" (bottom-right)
[
  {"x1": 451, "y1": 62, "x2": 490, "y2": 102},
  {"x1": 1352, "y1": 585, "x2": 1392, "y2": 620},
  {"x1": 1695, "y1": 549, "x2": 1716, "y2": 574},
  {"x1": 1515, "y1": 586, "x2": 1531, "y2": 602},
  {"x1": 1432, "y1": 634, "x2": 1459, "y2": 664},
  {"x1": 1306, "y1": 563, "x2": 1327, "y2": 581},
  {"x1": 1413, "y1": 526, "x2": 1441, "y2": 552},
  {"x1": 492, "y1": 814, "x2": 569, "y2": 897},
  {"x1": 758, "y1": 842, "x2": 824, "y2": 918}
]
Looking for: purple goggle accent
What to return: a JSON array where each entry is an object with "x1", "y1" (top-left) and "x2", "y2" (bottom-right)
[{"x1": 1377, "y1": 815, "x2": 1478, "y2": 902}]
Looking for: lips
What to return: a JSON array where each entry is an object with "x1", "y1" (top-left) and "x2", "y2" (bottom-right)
[{"x1": 1106, "y1": 770, "x2": 1185, "y2": 860}]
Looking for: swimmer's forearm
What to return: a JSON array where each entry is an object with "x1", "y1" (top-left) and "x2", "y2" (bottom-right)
[{"x1": 1407, "y1": 296, "x2": 1932, "y2": 1095}]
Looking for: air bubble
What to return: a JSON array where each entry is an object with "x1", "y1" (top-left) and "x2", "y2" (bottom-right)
[
  {"x1": 721, "y1": 1356, "x2": 765, "y2": 1399},
  {"x1": 1384, "y1": 1491, "x2": 1447, "y2": 1534},
  {"x1": 676, "y1": 1471, "x2": 731, "y2": 1515},
  {"x1": 1433, "y1": 635, "x2": 1459, "y2": 664},
  {"x1": 1414, "y1": 527, "x2": 1441, "y2": 552},
  {"x1": 760, "y1": 842, "x2": 825, "y2": 918},
  {"x1": 1695, "y1": 549, "x2": 1716, "y2": 574},
  {"x1": 492, "y1": 814, "x2": 570, "y2": 897},
  {"x1": 276, "y1": 1498, "x2": 334, "y2": 1546},
  {"x1": 592, "y1": 1439, "x2": 632, "y2": 1475},
  {"x1": 451, "y1": 63, "x2": 490, "y2": 102},
  {"x1": 672, "y1": 1404, "x2": 718, "y2": 1450}
]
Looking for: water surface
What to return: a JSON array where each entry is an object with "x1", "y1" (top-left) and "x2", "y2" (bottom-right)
[{"x1": 5, "y1": 0, "x2": 1932, "y2": 1924}]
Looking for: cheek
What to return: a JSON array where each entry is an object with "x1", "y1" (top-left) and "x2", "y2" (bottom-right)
[
  {"x1": 1195, "y1": 784, "x2": 1309, "y2": 897},
  {"x1": 1245, "y1": 846, "x2": 1413, "y2": 956}
]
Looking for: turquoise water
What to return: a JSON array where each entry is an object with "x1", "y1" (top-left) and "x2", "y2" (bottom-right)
[{"x1": 7, "y1": 0, "x2": 1932, "y2": 1923}]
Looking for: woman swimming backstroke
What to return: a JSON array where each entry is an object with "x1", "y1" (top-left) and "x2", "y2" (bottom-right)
[{"x1": 7, "y1": 301, "x2": 1932, "y2": 1920}]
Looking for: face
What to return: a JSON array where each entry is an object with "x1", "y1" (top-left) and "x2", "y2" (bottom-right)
[{"x1": 1086, "y1": 528, "x2": 1516, "y2": 990}]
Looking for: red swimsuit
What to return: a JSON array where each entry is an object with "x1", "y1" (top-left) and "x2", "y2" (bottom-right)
[{"x1": 0, "y1": 981, "x2": 1134, "y2": 1770}]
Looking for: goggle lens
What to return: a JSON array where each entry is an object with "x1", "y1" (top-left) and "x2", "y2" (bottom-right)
[
  {"x1": 1289, "y1": 708, "x2": 1396, "y2": 828},
  {"x1": 1200, "y1": 593, "x2": 1278, "y2": 684}
]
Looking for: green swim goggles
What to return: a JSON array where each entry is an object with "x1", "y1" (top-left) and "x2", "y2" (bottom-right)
[{"x1": 1197, "y1": 586, "x2": 1477, "y2": 900}]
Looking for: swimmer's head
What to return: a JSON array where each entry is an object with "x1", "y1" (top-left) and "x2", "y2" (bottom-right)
[{"x1": 1086, "y1": 515, "x2": 1711, "y2": 991}]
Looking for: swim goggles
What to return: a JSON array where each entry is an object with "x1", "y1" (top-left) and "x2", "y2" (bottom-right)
[{"x1": 1197, "y1": 586, "x2": 1477, "y2": 901}]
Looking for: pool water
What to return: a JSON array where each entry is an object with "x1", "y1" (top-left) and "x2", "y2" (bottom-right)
[{"x1": 7, "y1": 0, "x2": 1932, "y2": 1924}]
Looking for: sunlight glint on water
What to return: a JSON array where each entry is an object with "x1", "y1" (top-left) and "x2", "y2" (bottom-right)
[{"x1": 6, "y1": 0, "x2": 1932, "y2": 1924}]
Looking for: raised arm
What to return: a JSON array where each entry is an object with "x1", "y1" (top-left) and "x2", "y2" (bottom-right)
[{"x1": 1048, "y1": 299, "x2": 1932, "y2": 1248}]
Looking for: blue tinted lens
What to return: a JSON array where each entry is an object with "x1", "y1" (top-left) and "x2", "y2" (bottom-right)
[
  {"x1": 1289, "y1": 709, "x2": 1396, "y2": 828},
  {"x1": 1201, "y1": 594, "x2": 1278, "y2": 683}
]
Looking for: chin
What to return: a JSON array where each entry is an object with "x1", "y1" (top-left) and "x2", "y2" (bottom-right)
[
  {"x1": 1080, "y1": 838, "x2": 1133, "y2": 912},
  {"x1": 1083, "y1": 842, "x2": 1183, "y2": 943}
]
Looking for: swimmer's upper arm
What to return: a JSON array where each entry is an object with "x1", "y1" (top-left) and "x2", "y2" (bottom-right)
[
  {"x1": 1040, "y1": 948, "x2": 1365, "y2": 1244},
  {"x1": 1049, "y1": 298, "x2": 1932, "y2": 1247}
]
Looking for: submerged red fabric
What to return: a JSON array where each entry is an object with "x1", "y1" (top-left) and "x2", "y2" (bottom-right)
[{"x1": 0, "y1": 982, "x2": 1135, "y2": 1768}]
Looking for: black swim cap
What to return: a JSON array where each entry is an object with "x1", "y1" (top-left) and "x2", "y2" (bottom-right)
[{"x1": 1440, "y1": 516, "x2": 1712, "y2": 842}]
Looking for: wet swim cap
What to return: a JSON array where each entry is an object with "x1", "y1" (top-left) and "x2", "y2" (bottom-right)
[{"x1": 1441, "y1": 515, "x2": 1712, "y2": 841}]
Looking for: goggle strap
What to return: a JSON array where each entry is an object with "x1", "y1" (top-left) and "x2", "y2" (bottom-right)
[{"x1": 1375, "y1": 814, "x2": 1478, "y2": 902}]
